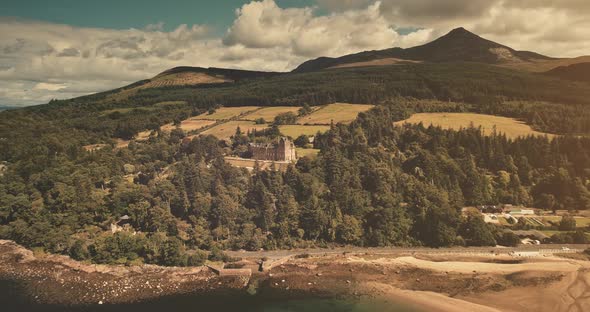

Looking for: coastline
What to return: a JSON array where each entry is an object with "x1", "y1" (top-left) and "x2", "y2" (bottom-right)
[{"x1": 2, "y1": 240, "x2": 590, "y2": 311}]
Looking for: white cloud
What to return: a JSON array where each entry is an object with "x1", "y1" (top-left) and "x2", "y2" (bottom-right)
[
  {"x1": 33, "y1": 82, "x2": 67, "y2": 91},
  {"x1": 321, "y1": 0, "x2": 590, "y2": 57},
  {"x1": 224, "y1": 1, "x2": 405, "y2": 57},
  {"x1": 0, "y1": 17, "x2": 307, "y2": 106}
]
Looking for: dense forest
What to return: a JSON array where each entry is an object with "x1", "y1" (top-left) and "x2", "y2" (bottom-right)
[{"x1": 1, "y1": 96, "x2": 589, "y2": 266}]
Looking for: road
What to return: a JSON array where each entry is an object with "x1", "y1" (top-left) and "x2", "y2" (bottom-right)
[{"x1": 226, "y1": 244, "x2": 590, "y2": 259}]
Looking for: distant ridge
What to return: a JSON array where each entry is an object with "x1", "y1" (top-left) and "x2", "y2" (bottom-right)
[
  {"x1": 154, "y1": 66, "x2": 281, "y2": 81},
  {"x1": 293, "y1": 27, "x2": 553, "y2": 73},
  {"x1": 544, "y1": 62, "x2": 590, "y2": 82},
  {"x1": 0, "y1": 105, "x2": 17, "y2": 111}
]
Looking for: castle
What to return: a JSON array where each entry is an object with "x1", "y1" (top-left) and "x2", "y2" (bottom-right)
[{"x1": 248, "y1": 137, "x2": 297, "y2": 162}]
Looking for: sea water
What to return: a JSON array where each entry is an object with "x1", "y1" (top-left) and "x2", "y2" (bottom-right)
[{"x1": 0, "y1": 280, "x2": 419, "y2": 312}]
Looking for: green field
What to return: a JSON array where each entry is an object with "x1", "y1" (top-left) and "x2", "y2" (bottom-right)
[
  {"x1": 279, "y1": 125, "x2": 330, "y2": 138},
  {"x1": 195, "y1": 106, "x2": 260, "y2": 120},
  {"x1": 297, "y1": 103, "x2": 374, "y2": 125},
  {"x1": 241, "y1": 106, "x2": 302, "y2": 122},
  {"x1": 201, "y1": 120, "x2": 268, "y2": 139},
  {"x1": 395, "y1": 113, "x2": 555, "y2": 139},
  {"x1": 296, "y1": 148, "x2": 320, "y2": 158},
  {"x1": 540, "y1": 216, "x2": 590, "y2": 228}
]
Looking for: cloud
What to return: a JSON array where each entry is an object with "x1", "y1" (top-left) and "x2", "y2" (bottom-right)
[
  {"x1": 317, "y1": 0, "x2": 590, "y2": 57},
  {"x1": 224, "y1": 0, "x2": 411, "y2": 57},
  {"x1": 33, "y1": 82, "x2": 67, "y2": 91}
]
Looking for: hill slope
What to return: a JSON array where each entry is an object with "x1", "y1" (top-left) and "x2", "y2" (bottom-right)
[
  {"x1": 93, "y1": 66, "x2": 282, "y2": 102},
  {"x1": 293, "y1": 27, "x2": 553, "y2": 73},
  {"x1": 544, "y1": 62, "x2": 590, "y2": 82}
]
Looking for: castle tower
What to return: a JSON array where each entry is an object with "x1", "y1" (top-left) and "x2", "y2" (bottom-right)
[
  {"x1": 248, "y1": 137, "x2": 296, "y2": 162},
  {"x1": 277, "y1": 137, "x2": 296, "y2": 162}
]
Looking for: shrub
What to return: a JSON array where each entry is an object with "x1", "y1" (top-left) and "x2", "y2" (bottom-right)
[
  {"x1": 273, "y1": 112, "x2": 297, "y2": 125},
  {"x1": 559, "y1": 215, "x2": 577, "y2": 231},
  {"x1": 187, "y1": 250, "x2": 208, "y2": 266},
  {"x1": 496, "y1": 232, "x2": 521, "y2": 247}
]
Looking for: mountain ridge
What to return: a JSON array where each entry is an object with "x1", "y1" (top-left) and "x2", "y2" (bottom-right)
[
  {"x1": 544, "y1": 62, "x2": 590, "y2": 82},
  {"x1": 293, "y1": 27, "x2": 554, "y2": 73}
]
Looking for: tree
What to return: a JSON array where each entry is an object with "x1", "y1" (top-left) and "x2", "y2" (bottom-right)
[
  {"x1": 336, "y1": 215, "x2": 363, "y2": 244},
  {"x1": 496, "y1": 232, "x2": 520, "y2": 247},
  {"x1": 536, "y1": 193, "x2": 556, "y2": 211},
  {"x1": 159, "y1": 238, "x2": 187, "y2": 266},
  {"x1": 294, "y1": 135, "x2": 309, "y2": 148},
  {"x1": 273, "y1": 112, "x2": 297, "y2": 125},
  {"x1": 459, "y1": 216, "x2": 496, "y2": 246},
  {"x1": 559, "y1": 215, "x2": 577, "y2": 231}
]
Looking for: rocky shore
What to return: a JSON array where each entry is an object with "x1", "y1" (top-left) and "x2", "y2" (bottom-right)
[
  {"x1": 0, "y1": 240, "x2": 247, "y2": 305},
  {"x1": 2, "y1": 240, "x2": 590, "y2": 311}
]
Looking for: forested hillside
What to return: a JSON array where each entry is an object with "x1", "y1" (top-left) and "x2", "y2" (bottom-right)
[
  {"x1": 1, "y1": 32, "x2": 590, "y2": 266},
  {"x1": 1, "y1": 100, "x2": 589, "y2": 265}
]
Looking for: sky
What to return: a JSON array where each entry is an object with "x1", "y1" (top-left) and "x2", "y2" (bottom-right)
[{"x1": 1, "y1": 0, "x2": 590, "y2": 106}]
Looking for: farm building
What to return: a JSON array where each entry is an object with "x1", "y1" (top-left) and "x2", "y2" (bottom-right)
[
  {"x1": 249, "y1": 137, "x2": 297, "y2": 162},
  {"x1": 508, "y1": 209, "x2": 535, "y2": 215}
]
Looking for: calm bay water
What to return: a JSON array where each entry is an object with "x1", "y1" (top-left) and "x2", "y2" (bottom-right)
[{"x1": 0, "y1": 280, "x2": 418, "y2": 312}]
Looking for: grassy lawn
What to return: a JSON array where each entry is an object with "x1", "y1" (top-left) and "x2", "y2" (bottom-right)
[
  {"x1": 539, "y1": 230, "x2": 563, "y2": 237},
  {"x1": 296, "y1": 148, "x2": 320, "y2": 158},
  {"x1": 194, "y1": 106, "x2": 260, "y2": 120},
  {"x1": 297, "y1": 103, "x2": 374, "y2": 125},
  {"x1": 241, "y1": 106, "x2": 302, "y2": 122},
  {"x1": 394, "y1": 113, "x2": 555, "y2": 139},
  {"x1": 279, "y1": 125, "x2": 330, "y2": 138},
  {"x1": 539, "y1": 216, "x2": 590, "y2": 227},
  {"x1": 201, "y1": 121, "x2": 268, "y2": 139}
]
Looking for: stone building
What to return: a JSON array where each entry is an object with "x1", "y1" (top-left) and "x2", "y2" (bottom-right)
[{"x1": 248, "y1": 137, "x2": 297, "y2": 162}]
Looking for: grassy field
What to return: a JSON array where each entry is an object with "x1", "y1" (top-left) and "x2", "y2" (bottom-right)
[
  {"x1": 395, "y1": 113, "x2": 555, "y2": 139},
  {"x1": 160, "y1": 119, "x2": 216, "y2": 133},
  {"x1": 241, "y1": 106, "x2": 302, "y2": 122},
  {"x1": 194, "y1": 106, "x2": 260, "y2": 120},
  {"x1": 297, "y1": 103, "x2": 374, "y2": 125},
  {"x1": 540, "y1": 216, "x2": 590, "y2": 228},
  {"x1": 279, "y1": 125, "x2": 330, "y2": 138},
  {"x1": 201, "y1": 121, "x2": 268, "y2": 139},
  {"x1": 296, "y1": 148, "x2": 320, "y2": 158}
]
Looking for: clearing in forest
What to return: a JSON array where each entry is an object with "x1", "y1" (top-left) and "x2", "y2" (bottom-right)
[
  {"x1": 201, "y1": 120, "x2": 268, "y2": 139},
  {"x1": 296, "y1": 148, "x2": 320, "y2": 158},
  {"x1": 194, "y1": 106, "x2": 260, "y2": 120},
  {"x1": 141, "y1": 72, "x2": 230, "y2": 89},
  {"x1": 395, "y1": 113, "x2": 555, "y2": 139},
  {"x1": 160, "y1": 119, "x2": 217, "y2": 133},
  {"x1": 279, "y1": 125, "x2": 330, "y2": 138},
  {"x1": 297, "y1": 103, "x2": 374, "y2": 125},
  {"x1": 241, "y1": 106, "x2": 302, "y2": 122}
]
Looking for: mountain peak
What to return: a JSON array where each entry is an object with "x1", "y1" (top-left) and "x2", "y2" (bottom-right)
[
  {"x1": 293, "y1": 27, "x2": 552, "y2": 73},
  {"x1": 436, "y1": 27, "x2": 487, "y2": 43},
  {"x1": 448, "y1": 27, "x2": 471, "y2": 35}
]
